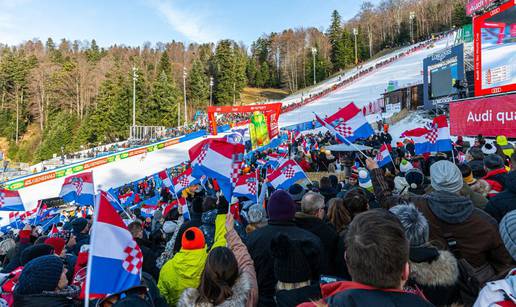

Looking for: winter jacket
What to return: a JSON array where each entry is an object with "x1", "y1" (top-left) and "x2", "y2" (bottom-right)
[
  {"x1": 1, "y1": 242, "x2": 31, "y2": 274},
  {"x1": 135, "y1": 237, "x2": 160, "y2": 281},
  {"x1": 407, "y1": 246, "x2": 460, "y2": 306},
  {"x1": 298, "y1": 281, "x2": 433, "y2": 307},
  {"x1": 200, "y1": 209, "x2": 247, "y2": 250},
  {"x1": 275, "y1": 284, "x2": 321, "y2": 307},
  {"x1": 245, "y1": 221, "x2": 323, "y2": 307},
  {"x1": 461, "y1": 182, "x2": 488, "y2": 210},
  {"x1": 319, "y1": 187, "x2": 337, "y2": 204},
  {"x1": 370, "y1": 168, "x2": 512, "y2": 274},
  {"x1": 13, "y1": 285, "x2": 80, "y2": 307},
  {"x1": 294, "y1": 212, "x2": 338, "y2": 275},
  {"x1": 483, "y1": 168, "x2": 508, "y2": 198},
  {"x1": 485, "y1": 171, "x2": 516, "y2": 223},
  {"x1": 177, "y1": 228, "x2": 258, "y2": 307},
  {"x1": 158, "y1": 214, "x2": 227, "y2": 306},
  {"x1": 474, "y1": 269, "x2": 516, "y2": 307}
]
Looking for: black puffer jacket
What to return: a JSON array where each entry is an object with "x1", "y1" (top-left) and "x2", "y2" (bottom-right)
[
  {"x1": 485, "y1": 171, "x2": 516, "y2": 222},
  {"x1": 294, "y1": 212, "x2": 338, "y2": 275},
  {"x1": 407, "y1": 246, "x2": 460, "y2": 306},
  {"x1": 246, "y1": 221, "x2": 323, "y2": 307}
]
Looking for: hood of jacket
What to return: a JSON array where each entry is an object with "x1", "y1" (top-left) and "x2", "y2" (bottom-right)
[
  {"x1": 177, "y1": 271, "x2": 253, "y2": 307},
  {"x1": 504, "y1": 171, "x2": 516, "y2": 194},
  {"x1": 410, "y1": 249, "x2": 459, "y2": 287},
  {"x1": 427, "y1": 190, "x2": 473, "y2": 224},
  {"x1": 201, "y1": 209, "x2": 218, "y2": 225},
  {"x1": 497, "y1": 135, "x2": 508, "y2": 146}
]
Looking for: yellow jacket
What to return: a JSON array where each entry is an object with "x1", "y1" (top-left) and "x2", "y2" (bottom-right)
[{"x1": 157, "y1": 214, "x2": 227, "y2": 306}]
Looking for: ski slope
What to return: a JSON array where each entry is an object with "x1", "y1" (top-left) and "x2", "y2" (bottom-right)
[{"x1": 6, "y1": 36, "x2": 454, "y2": 215}]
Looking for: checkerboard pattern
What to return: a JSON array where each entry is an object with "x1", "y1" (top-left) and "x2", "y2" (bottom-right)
[
  {"x1": 231, "y1": 154, "x2": 243, "y2": 188},
  {"x1": 425, "y1": 127, "x2": 438, "y2": 144},
  {"x1": 122, "y1": 240, "x2": 143, "y2": 275},
  {"x1": 179, "y1": 176, "x2": 190, "y2": 187},
  {"x1": 0, "y1": 192, "x2": 4, "y2": 207},
  {"x1": 283, "y1": 166, "x2": 295, "y2": 179},
  {"x1": 335, "y1": 122, "x2": 353, "y2": 137},
  {"x1": 247, "y1": 180, "x2": 257, "y2": 195},
  {"x1": 197, "y1": 145, "x2": 209, "y2": 165}
]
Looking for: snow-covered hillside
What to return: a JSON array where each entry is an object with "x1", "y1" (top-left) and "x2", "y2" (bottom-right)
[{"x1": 5, "y1": 36, "x2": 454, "y2": 212}]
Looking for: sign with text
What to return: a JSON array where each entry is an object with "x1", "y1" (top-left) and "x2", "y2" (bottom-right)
[
  {"x1": 466, "y1": 0, "x2": 496, "y2": 15},
  {"x1": 449, "y1": 94, "x2": 516, "y2": 137}
]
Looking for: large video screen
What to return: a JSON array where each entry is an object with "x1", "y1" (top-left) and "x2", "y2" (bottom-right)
[
  {"x1": 430, "y1": 61, "x2": 458, "y2": 98},
  {"x1": 474, "y1": 2, "x2": 516, "y2": 96}
]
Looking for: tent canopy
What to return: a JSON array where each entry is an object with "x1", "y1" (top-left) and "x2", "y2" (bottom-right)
[{"x1": 324, "y1": 143, "x2": 373, "y2": 152}]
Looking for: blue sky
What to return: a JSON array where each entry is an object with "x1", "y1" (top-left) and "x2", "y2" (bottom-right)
[{"x1": 0, "y1": 0, "x2": 378, "y2": 47}]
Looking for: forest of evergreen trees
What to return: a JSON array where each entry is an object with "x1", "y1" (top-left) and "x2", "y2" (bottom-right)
[{"x1": 0, "y1": 0, "x2": 470, "y2": 163}]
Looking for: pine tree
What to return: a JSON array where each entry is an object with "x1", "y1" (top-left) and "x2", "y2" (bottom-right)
[
  {"x1": 452, "y1": 2, "x2": 472, "y2": 27},
  {"x1": 187, "y1": 59, "x2": 209, "y2": 107},
  {"x1": 260, "y1": 62, "x2": 270, "y2": 88},
  {"x1": 213, "y1": 40, "x2": 235, "y2": 104},
  {"x1": 246, "y1": 59, "x2": 258, "y2": 86},
  {"x1": 157, "y1": 51, "x2": 172, "y2": 78},
  {"x1": 86, "y1": 39, "x2": 102, "y2": 62},
  {"x1": 327, "y1": 10, "x2": 346, "y2": 71},
  {"x1": 150, "y1": 71, "x2": 180, "y2": 127}
]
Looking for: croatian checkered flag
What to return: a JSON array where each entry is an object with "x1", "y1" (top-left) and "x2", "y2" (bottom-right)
[
  {"x1": 267, "y1": 159, "x2": 309, "y2": 190},
  {"x1": 85, "y1": 191, "x2": 142, "y2": 301},
  {"x1": 401, "y1": 115, "x2": 452, "y2": 155}
]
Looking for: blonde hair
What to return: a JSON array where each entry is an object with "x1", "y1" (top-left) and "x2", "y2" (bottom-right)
[{"x1": 276, "y1": 280, "x2": 310, "y2": 291}]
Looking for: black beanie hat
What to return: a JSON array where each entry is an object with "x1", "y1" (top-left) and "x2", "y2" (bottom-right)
[
  {"x1": 405, "y1": 168, "x2": 425, "y2": 189},
  {"x1": 71, "y1": 217, "x2": 88, "y2": 234},
  {"x1": 271, "y1": 234, "x2": 312, "y2": 283},
  {"x1": 15, "y1": 255, "x2": 64, "y2": 295},
  {"x1": 484, "y1": 154, "x2": 504, "y2": 170},
  {"x1": 20, "y1": 244, "x2": 55, "y2": 266}
]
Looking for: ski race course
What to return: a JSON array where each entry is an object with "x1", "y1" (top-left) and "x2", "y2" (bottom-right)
[{"x1": 5, "y1": 36, "x2": 454, "y2": 214}]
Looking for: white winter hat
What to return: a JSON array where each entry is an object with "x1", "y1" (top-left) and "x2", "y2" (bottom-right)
[
  {"x1": 162, "y1": 221, "x2": 178, "y2": 234},
  {"x1": 481, "y1": 142, "x2": 497, "y2": 155},
  {"x1": 399, "y1": 159, "x2": 413, "y2": 173}
]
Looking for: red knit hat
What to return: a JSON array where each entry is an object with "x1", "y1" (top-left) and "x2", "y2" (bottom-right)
[
  {"x1": 181, "y1": 227, "x2": 205, "y2": 250},
  {"x1": 45, "y1": 237, "x2": 66, "y2": 255}
]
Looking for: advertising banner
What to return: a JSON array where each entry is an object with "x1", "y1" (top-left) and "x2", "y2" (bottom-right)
[
  {"x1": 466, "y1": 0, "x2": 496, "y2": 16},
  {"x1": 474, "y1": 1, "x2": 516, "y2": 96},
  {"x1": 249, "y1": 112, "x2": 271, "y2": 150},
  {"x1": 449, "y1": 94, "x2": 516, "y2": 137}
]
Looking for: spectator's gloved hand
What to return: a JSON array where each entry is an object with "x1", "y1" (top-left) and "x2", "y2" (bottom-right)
[{"x1": 217, "y1": 195, "x2": 229, "y2": 214}]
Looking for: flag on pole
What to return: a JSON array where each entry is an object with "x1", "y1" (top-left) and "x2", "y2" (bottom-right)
[
  {"x1": 375, "y1": 143, "x2": 393, "y2": 167},
  {"x1": 189, "y1": 138, "x2": 245, "y2": 201},
  {"x1": 401, "y1": 116, "x2": 452, "y2": 155},
  {"x1": 315, "y1": 103, "x2": 374, "y2": 143},
  {"x1": 233, "y1": 173, "x2": 258, "y2": 202},
  {"x1": 172, "y1": 168, "x2": 199, "y2": 195},
  {"x1": 158, "y1": 170, "x2": 173, "y2": 188},
  {"x1": 59, "y1": 172, "x2": 95, "y2": 206},
  {"x1": 86, "y1": 191, "x2": 142, "y2": 299},
  {"x1": 267, "y1": 160, "x2": 309, "y2": 190},
  {"x1": 0, "y1": 189, "x2": 26, "y2": 211}
]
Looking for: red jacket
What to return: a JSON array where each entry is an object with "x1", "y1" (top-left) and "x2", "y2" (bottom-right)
[{"x1": 483, "y1": 168, "x2": 508, "y2": 198}]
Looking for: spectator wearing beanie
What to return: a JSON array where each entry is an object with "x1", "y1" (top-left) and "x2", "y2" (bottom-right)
[
  {"x1": 178, "y1": 214, "x2": 258, "y2": 307},
  {"x1": 390, "y1": 204, "x2": 460, "y2": 306},
  {"x1": 158, "y1": 195, "x2": 228, "y2": 306},
  {"x1": 69, "y1": 217, "x2": 90, "y2": 255},
  {"x1": 476, "y1": 210, "x2": 516, "y2": 306},
  {"x1": 485, "y1": 170, "x2": 516, "y2": 223},
  {"x1": 1, "y1": 225, "x2": 33, "y2": 274},
  {"x1": 404, "y1": 168, "x2": 426, "y2": 196},
  {"x1": 483, "y1": 154, "x2": 508, "y2": 197},
  {"x1": 368, "y1": 158, "x2": 512, "y2": 277},
  {"x1": 246, "y1": 190, "x2": 323, "y2": 306},
  {"x1": 466, "y1": 147, "x2": 486, "y2": 178},
  {"x1": 14, "y1": 255, "x2": 79, "y2": 306},
  {"x1": 394, "y1": 159, "x2": 413, "y2": 195},
  {"x1": 172, "y1": 196, "x2": 204, "y2": 255},
  {"x1": 295, "y1": 192, "x2": 338, "y2": 275},
  {"x1": 271, "y1": 234, "x2": 322, "y2": 307},
  {"x1": 288, "y1": 183, "x2": 306, "y2": 208}
]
